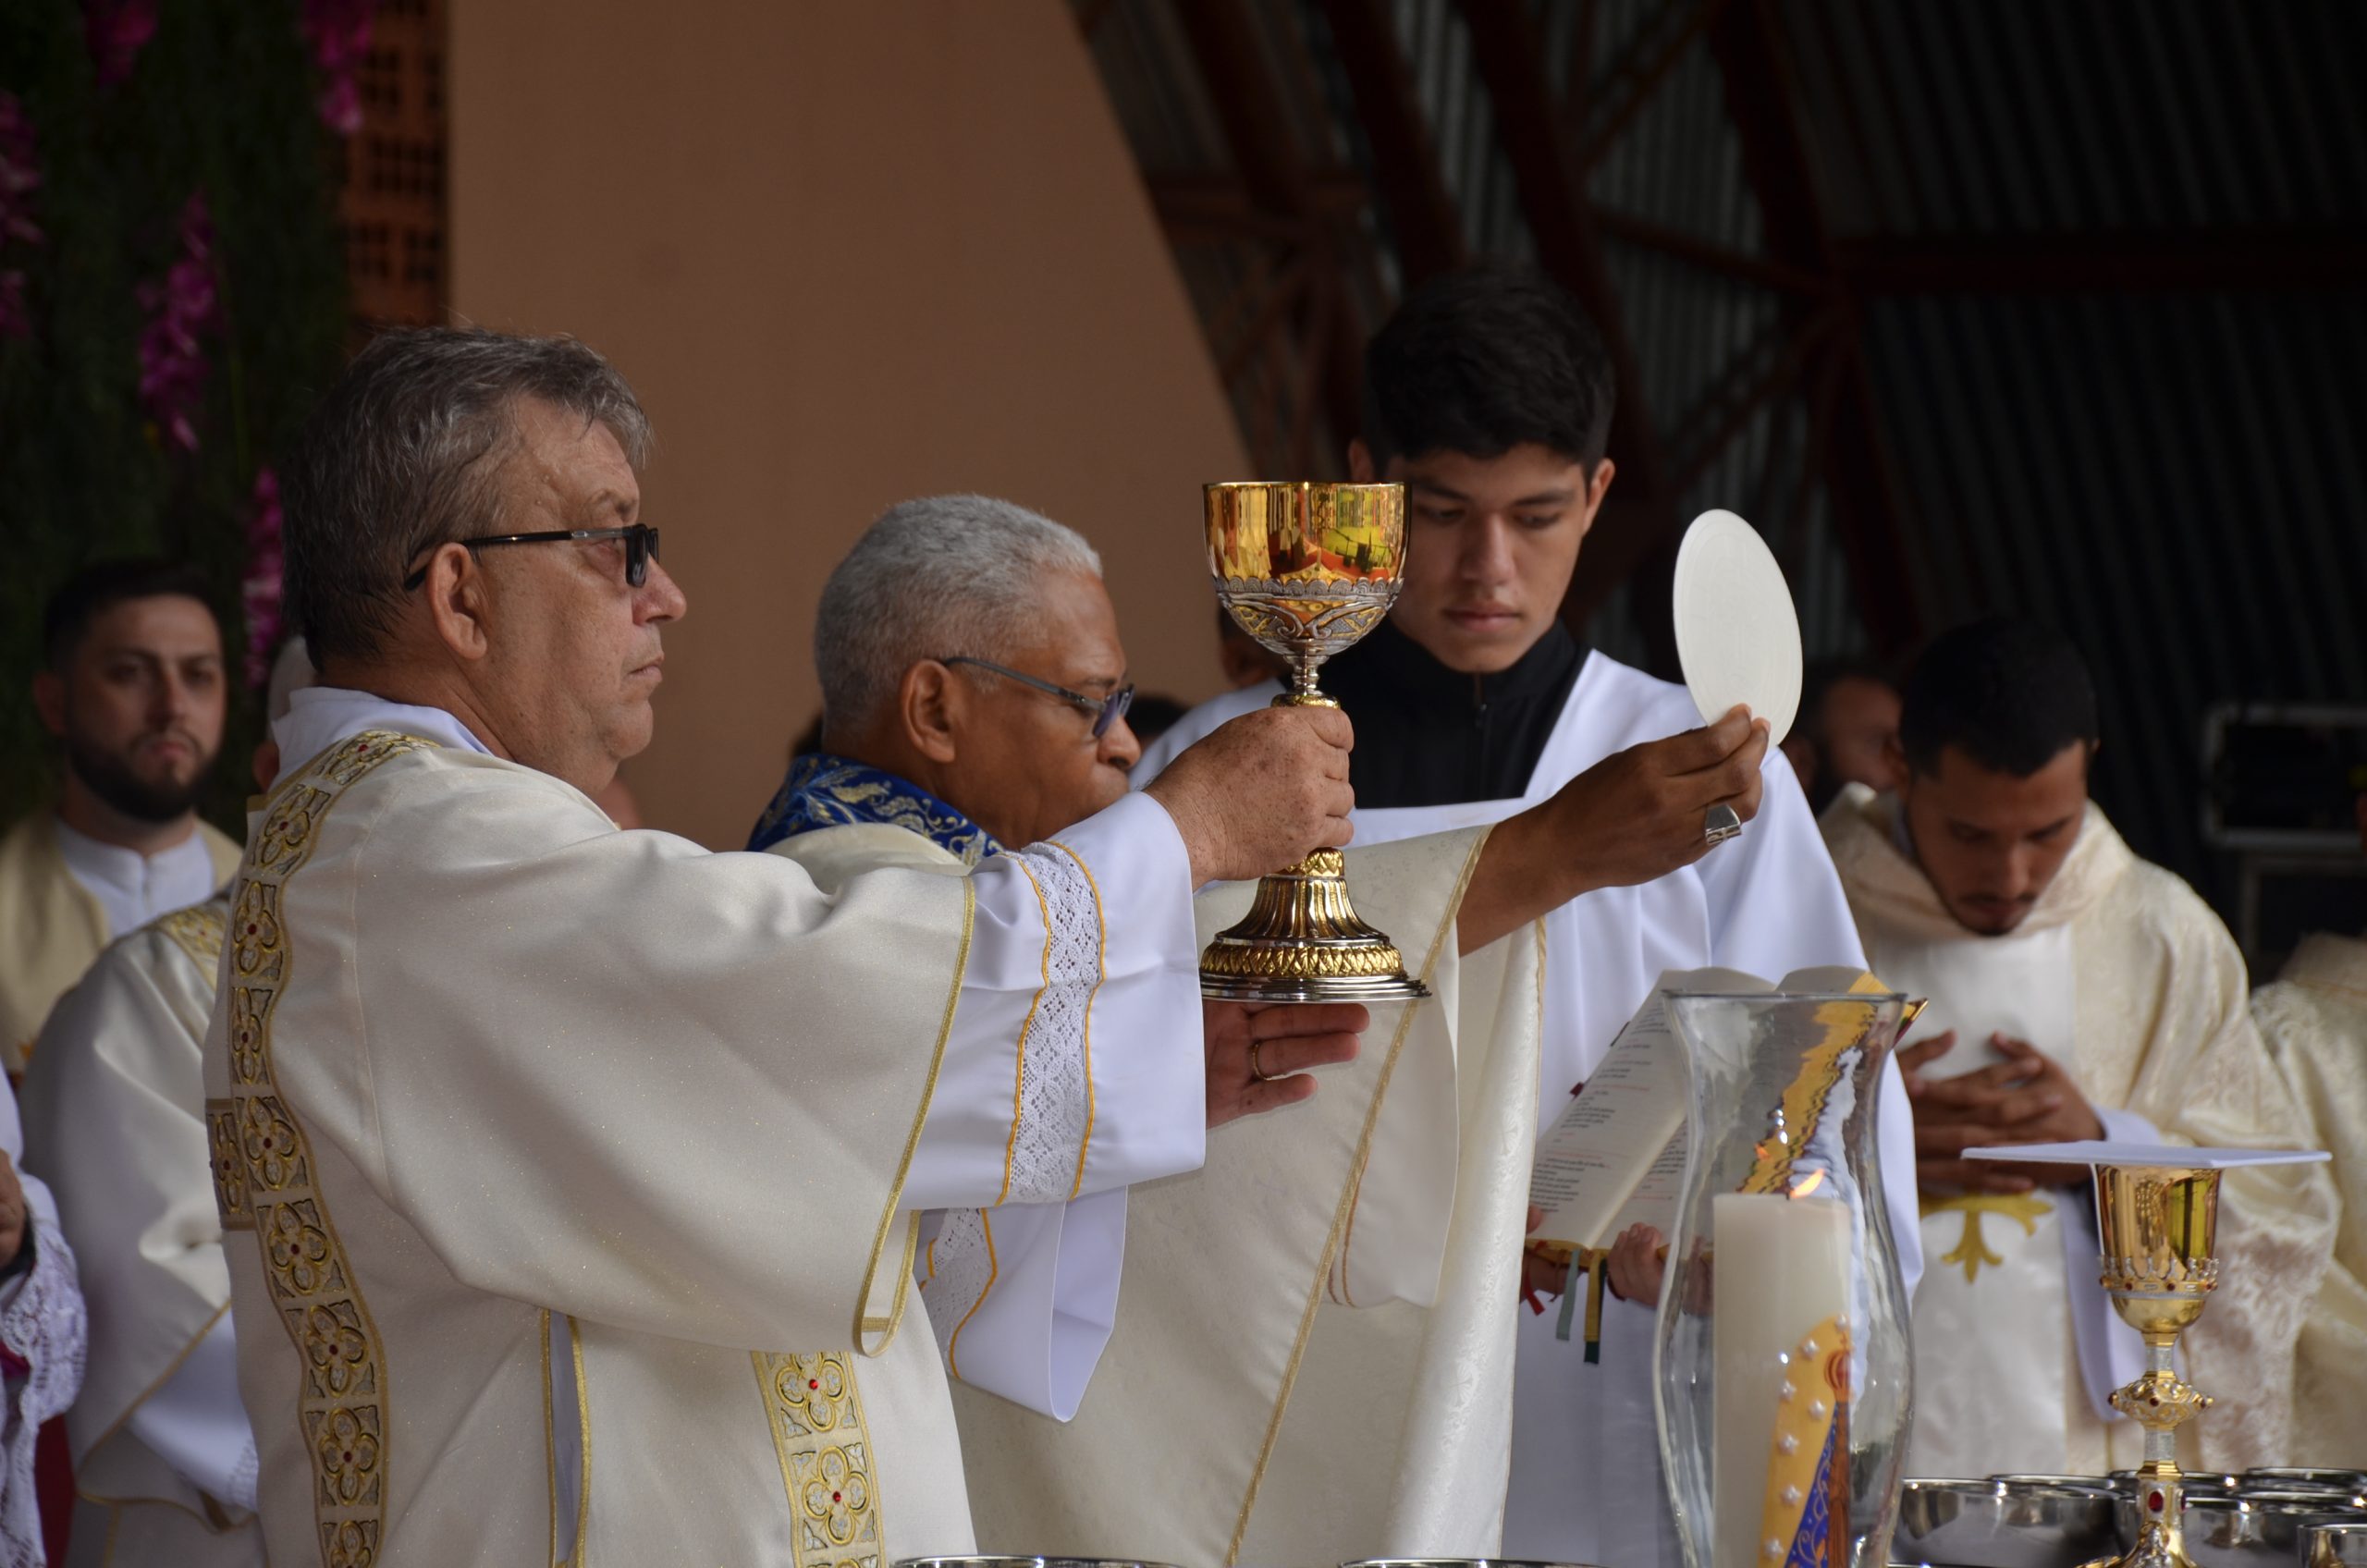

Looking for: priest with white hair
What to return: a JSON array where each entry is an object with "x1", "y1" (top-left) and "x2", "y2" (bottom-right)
[
  {"x1": 22, "y1": 637, "x2": 315, "y2": 1568},
  {"x1": 204, "y1": 326, "x2": 1365, "y2": 1568},
  {"x1": 751, "y1": 493, "x2": 1783, "y2": 1564}
]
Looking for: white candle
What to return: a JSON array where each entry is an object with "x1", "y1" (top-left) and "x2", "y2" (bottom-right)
[{"x1": 1712, "y1": 1191, "x2": 1854, "y2": 1568}]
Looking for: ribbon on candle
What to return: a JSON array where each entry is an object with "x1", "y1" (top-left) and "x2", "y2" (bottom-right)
[{"x1": 1760, "y1": 1314, "x2": 1851, "y2": 1568}]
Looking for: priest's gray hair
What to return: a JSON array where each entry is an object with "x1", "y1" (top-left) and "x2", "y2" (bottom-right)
[
  {"x1": 816, "y1": 495, "x2": 1104, "y2": 735},
  {"x1": 282, "y1": 326, "x2": 652, "y2": 668}
]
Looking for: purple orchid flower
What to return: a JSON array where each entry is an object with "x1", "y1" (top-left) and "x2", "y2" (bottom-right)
[
  {"x1": 136, "y1": 194, "x2": 218, "y2": 451},
  {"x1": 243, "y1": 467, "x2": 287, "y2": 689},
  {"x1": 85, "y1": 0, "x2": 160, "y2": 90}
]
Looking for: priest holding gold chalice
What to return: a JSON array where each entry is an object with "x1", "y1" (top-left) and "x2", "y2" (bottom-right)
[{"x1": 748, "y1": 479, "x2": 1796, "y2": 1563}]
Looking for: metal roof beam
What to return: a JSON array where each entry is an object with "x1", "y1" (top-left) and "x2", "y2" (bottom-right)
[
  {"x1": 1314, "y1": 0, "x2": 1469, "y2": 286},
  {"x1": 1458, "y1": 0, "x2": 1683, "y2": 652},
  {"x1": 1706, "y1": 0, "x2": 1923, "y2": 660},
  {"x1": 1831, "y1": 229, "x2": 2367, "y2": 295}
]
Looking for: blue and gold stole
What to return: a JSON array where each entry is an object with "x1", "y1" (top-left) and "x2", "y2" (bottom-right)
[{"x1": 746, "y1": 752, "x2": 1002, "y2": 868}]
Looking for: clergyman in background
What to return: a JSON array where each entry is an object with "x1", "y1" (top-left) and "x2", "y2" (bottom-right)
[
  {"x1": 20, "y1": 637, "x2": 316, "y2": 1568},
  {"x1": 1783, "y1": 655, "x2": 1905, "y2": 816},
  {"x1": 1821, "y1": 615, "x2": 2335, "y2": 1475},
  {"x1": 0, "y1": 561, "x2": 238, "y2": 1076}
]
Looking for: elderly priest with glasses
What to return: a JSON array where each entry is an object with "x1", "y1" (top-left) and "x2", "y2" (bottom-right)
[
  {"x1": 208, "y1": 327, "x2": 1374, "y2": 1568},
  {"x1": 750, "y1": 494, "x2": 1780, "y2": 1564}
]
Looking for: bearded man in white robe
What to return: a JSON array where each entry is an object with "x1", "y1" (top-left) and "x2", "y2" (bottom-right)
[
  {"x1": 2, "y1": 562, "x2": 239, "y2": 1078},
  {"x1": 1821, "y1": 617, "x2": 2334, "y2": 1476},
  {"x1": 1138, "y1": 265, "x2": 1920, "y2": 1567},
  {"x1": 206, "y1": 326, "x2": 1368, "y2": 1568},
  {"x1": 21, "y1": 639, "x2": 315, "y2": 1568},
  {"x1": 751, "y1": 494, "x2": 1776, "y2": 1563},
  {"x1": 2250, "y1": 793, "x2": 2367, "y2": 1465}
]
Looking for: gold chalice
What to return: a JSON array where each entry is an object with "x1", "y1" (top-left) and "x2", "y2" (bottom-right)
[
  {"x1": 1197, "y1": 481, "x2": 1429, "y2": 1002},
  {"x1": 2082, "y1": 1162, "x2": 2223, "y2": 1568}
]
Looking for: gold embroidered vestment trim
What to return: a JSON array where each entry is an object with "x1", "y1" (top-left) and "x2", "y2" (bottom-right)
[
  {"x1": 754, "y1": 1351, "x2": 886, "y2": 1568},
  {"x1": 213, "y1": 729, "x2": 433, "y2": 1568}
]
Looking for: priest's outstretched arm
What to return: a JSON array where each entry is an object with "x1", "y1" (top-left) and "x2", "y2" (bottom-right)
[
  {"x1": 1456, "y1": 705, "x2": 1772, "y2": 953},
  {"x1": 251, "y1": 717, "x2": 1351, "y2": 1375}
]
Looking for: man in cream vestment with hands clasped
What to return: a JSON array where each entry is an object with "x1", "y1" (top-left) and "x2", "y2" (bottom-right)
[
  {"x1": 205, "y1": 326, "x2": 1369, "y2": 1568},
  {"x1": 752, "y1": 494, "x2": 1784, "y2": 1565},
  {"x1": 1822, "y1": 618, "x2": 2333, "y2": 1476}
]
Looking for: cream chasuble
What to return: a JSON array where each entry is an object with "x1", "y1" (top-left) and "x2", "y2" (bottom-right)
[
  {"x1": 0, "y1": 811, "x2": 239, "y2": 1074},
  {"x1": 1139, "y1": 651, "x2": 1920, "y2": 1568},
  {"x1": 2252, "y1": 931, "x2": 2367, "y2": 1465},
  {"x1": 22, "y1": 894, "x2": 264, "y2": 1568},
  {"x1": 1823, "y1": 786, "x2": 2336, "y2": 1472},
  {"x1": 780, "y1": 814, "x2": 1539, "y2": 1565},
  {"x1": 208, "y1": 691, "x2": 1207, "y2": 1568}
]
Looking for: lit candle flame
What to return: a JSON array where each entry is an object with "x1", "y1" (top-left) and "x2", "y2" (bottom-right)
[{"x1": 1790, "y1": 1170, "x2": 1826, "y2": 1199}]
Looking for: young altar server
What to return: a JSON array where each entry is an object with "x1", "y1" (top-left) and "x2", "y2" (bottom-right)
[
  {"x1": 1823, "y1": 617, "x2": 2334, "y2": 1474},
  {"x1": 1136, "y1": 265, "x2": 1922, "y2": 1568},
  {"x1": 752, "y1": 493, "x2": 1775, "y2": 1563},
  {"x1": 207, "y1": 326, "x2": 1368, "y2": 1568}
]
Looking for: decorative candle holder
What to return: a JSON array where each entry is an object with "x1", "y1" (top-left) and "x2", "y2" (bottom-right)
[{"x1": 1656, "y1": 992, "x2": 1915, "y2": 1568}]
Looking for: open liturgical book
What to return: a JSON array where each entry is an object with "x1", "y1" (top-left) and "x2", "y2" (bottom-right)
[{"x1": 1526, "y1": 965, "x2": 1895, "y2": 1354}]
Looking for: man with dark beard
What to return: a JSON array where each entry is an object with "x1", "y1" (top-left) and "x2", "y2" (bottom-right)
[{"x1": 0, "y1": 560, "x2": 238, "y2": 1075}]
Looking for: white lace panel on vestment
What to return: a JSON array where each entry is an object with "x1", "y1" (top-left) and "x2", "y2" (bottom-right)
[
  {"x1": 1002, "y1": 845, "x2": 1103, "y2": 1205},
  {"x1": 921, "y1": 1208, "x2": 997, "y2": 1376}
]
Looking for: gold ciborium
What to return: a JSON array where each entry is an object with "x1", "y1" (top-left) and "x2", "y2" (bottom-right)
[
  {"x1": 2081, "y1": 1162, "x2": 2223, "y2": 1568},
  {"x1": 1197, "y1": 481, "x2": 1429, "y2": 1003}
]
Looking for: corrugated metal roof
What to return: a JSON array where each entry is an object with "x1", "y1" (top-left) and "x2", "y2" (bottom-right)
[{"x1": 1078, "y1": 0, "x2": 2365, "y2": 907}]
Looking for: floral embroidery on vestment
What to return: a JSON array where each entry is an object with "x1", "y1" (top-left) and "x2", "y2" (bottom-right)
[
  {"x1": 746, "y1": 753, "x2": 1001, "y2": 867},
  {"x1": 754, "y1": 1350, "x2": 885, "y2": 1568},
  {"x1": 208, "y1": 729, "x2": 432, "y2": 1568},
  {"x1": 154, "y1": 894, "x2": 229, "y2": 973}
]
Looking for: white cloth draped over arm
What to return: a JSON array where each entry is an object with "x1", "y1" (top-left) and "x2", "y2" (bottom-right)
[
  {"x1": 124, "y1": 1313, "x2": 256, "y2": 1510},
  {"x1": 774, "y1": 801, "x2": 1205, "y2": 1420},
  {"x1": 300, "y1": 749, "x2": 1205, "y2": 1360}
]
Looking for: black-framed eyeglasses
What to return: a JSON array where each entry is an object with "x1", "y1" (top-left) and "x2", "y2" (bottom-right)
[
  {"x1": 402, "y1": 524, "x2": 662, "y2": 591},
  {"x1": 940, "y1": 655, "x2": 1135, "y2": 740}
]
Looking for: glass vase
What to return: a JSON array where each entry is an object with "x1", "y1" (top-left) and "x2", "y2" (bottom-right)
[{"x1": 1654, "y1": 991, "x2": 1913, "y2": 1568}]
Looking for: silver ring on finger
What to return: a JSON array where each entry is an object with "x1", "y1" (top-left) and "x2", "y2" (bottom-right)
[
  {"x1": 1703, "y1": 802, "x2": 1744, "y2": 847},
  {"x1": 1249, "y1": 1038, "x2": 1281, "y2": 1083}
]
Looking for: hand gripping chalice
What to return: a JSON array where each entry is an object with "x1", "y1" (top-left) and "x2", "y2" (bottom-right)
[
  {"x1": 1197, "y1": 481, "x2": 1429, "y2": 1002},
  {"x1": 2082, "y1": 1162, "x2": 2223, "y2": 1568}
]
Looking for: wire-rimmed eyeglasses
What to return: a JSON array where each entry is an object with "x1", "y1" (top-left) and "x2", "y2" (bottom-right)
[
  {"x1": 939, "y1": 655, "x2": 1135, "y2": 739},
  {"x1": 402, "y1": 523, "x2": 662, "y2": 592}
]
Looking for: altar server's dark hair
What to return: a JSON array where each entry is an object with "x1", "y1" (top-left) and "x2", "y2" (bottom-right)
[
  {"x1": 1899, "y1": 617, "x2": 2100, "y2": 779},
  {"x1": 281, "y1": 326, "x2": 651, "y2": 668},
  {"x1": 1360, "y1": 265, "x2": 1614, "y2": 470}
]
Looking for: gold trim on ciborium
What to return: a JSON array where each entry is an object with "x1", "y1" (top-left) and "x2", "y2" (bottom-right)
[
  {"x1": 2079, "y1": 1164, "x2": 2224, "y2": 1568},
  {"x1": 1199, "y1": 482, "x2": 1429, "y2": 1003}
]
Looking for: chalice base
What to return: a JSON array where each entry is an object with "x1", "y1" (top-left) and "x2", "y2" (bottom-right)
[
  {"x1": 2079, "y1": 1464, "x2": 2200, "y2": 1568},
  {"x1": 1197, "y1": 848, "x2": 1432, "y2": 1003}
]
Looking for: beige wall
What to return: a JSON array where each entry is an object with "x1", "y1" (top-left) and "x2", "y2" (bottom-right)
[{"x1": 452, "y1": 2, "x2": 1245, "y2": 846}]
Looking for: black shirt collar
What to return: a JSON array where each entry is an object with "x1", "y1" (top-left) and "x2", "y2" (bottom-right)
[{"x1": 1326, "y1": 617, "x2": 1584, "y2": 711}]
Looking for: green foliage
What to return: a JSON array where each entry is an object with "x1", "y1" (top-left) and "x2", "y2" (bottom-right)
[{"x1": 0, "y1": 0, "x2": 349, "y2": 832}]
